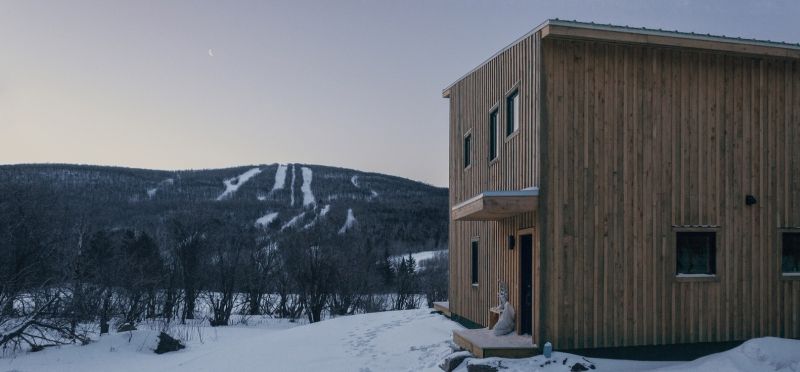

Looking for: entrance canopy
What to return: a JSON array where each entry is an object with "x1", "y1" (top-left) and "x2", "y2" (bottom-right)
[{"x1": 451, "y1": 188, "x2": 539, "y2": 221}]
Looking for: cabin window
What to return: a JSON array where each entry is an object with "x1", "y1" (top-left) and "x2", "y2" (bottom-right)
[
  {"x1": 471, "y1": 239, "x2": 479, "y2": 285},
  {"x1": 782, "y1": 232, "x2": 800, "y2": 275},
  {"x1": 489, "y1": 109, "x2": 498, "y2": 161},
  {"x1": 505, "y1": 90, "x2": 519, "y2": 136},
  {"x1": 676, "y1": 231, "x2": 716, "y2": 276},
  {"x1": 463, "y1": 133, "x2": 472, "y2": 169}
]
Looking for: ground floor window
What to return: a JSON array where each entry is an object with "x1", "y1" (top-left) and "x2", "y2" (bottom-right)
[
  {"x1": 782, "y1": 232, "x2": 800, "y2": 275},
  {"x1": 676, "y1": 231, "x2": 716, "y2": 275},
  {"x1": 471, "y1": 239, "x2": 479, "y2": 285}
]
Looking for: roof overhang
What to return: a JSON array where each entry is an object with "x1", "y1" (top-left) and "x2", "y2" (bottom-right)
[
  {"x1": 442, "y1": 19, "x2": 800, "y2": 96},
  {"x1": 451, "y1": 188, "x2": 538, "y2": 221},
  {"x1": 541, "y1": 22, "x2": 800, "y2": 60}
]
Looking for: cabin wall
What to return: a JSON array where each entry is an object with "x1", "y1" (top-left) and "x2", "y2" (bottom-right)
[
  {"x1": 447, "y1": 34, "x2": 542, "y2": 328},
  {"x1": 540, "y1": 37, "x2": 800, "y2": 349}
]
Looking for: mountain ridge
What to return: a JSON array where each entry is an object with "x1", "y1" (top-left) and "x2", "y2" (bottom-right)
[{"x1": 0, "y1": 162, "x2": 448, "y2": 255}]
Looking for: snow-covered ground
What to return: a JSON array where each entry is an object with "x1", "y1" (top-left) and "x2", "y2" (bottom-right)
[
  {"x1": 320, "y1": 204, "x2": 331, "y2": 216},
  {"x1": 146, "y1": 178, "x2": 174, "y2": 199},
  {"x1": 458, "y1": 337, "x2": 800, "y2": 372},
  {"x1": 338, "y1": 208, "x2": 356, "y2": 234},
  {"x1": 289, "y1": 165, "x2": 296, "y2": 206},
  {"x1": 2, "y1": 308, "x2": 799, "y2": 372},
  {"x1": 393, "y1": 250, "x2": 446, "y2": 266},
  {"x1": 281, "y1": 211, "x2": 307, "y2": 230},
  {"x1": 216, "y1": 168, "x2": 261, "y2": 201},
  {"x1": 254, "y1": 211, "x2": 279, "y2": 228},
  {"x1": 301, "y1": 166, "x2": 315, "y2": 207},
  {"x1": 271, "y1": 164, "x2": 288, "y2": 191},
  {"x1": 0, "y1": 309, "x2": 460, "y2": 372}
]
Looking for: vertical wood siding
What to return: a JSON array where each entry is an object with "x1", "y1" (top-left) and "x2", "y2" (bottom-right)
[
  {"x1": 448, "y1": 34, "x2": 542, "y2": 332},
  {"x1": 540, "y1": 37, "x2": 800, "y2": 349}
]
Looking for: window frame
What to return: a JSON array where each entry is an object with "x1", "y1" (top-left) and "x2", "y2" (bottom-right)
[
  {"x1": 673, "y1": 226, "x2": 720, "y2": 282},
  {"x1": 463, "y1": 130, "x2": 472, "y2": 170},
  {"x1": 779, "y1": 229, "x2": 800, "y2": 280},
  {"x1": 488, "y1": 103, "x2": 500, "y2": 164},
  {"x1": 504, "y1": 85, "x2": 520, "y2": 138},
  {"x1": 471, "y1": 237, "x2": 479, "y2": 286}
]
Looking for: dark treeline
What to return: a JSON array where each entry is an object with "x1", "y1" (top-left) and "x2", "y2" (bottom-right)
[{"x1": 0, "y1": 166, "x2": 448, "y2": 353}]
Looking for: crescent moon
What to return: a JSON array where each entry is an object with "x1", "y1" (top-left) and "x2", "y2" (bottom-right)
[{"x1": 208, "y1": 49, "x2": 215, "y2": 57}]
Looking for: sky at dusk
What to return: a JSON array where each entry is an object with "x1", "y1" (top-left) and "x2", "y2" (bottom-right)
[{"x1": 1, "y1": 0, "x2": 799, "y2": 186}]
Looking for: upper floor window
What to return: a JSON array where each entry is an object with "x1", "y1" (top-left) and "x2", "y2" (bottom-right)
[
  {"x1": 782, "y1": 232, "x2": 800, "y2": 275},
  {"x1": 676, "y1": 231, "x2": 716, "y2": 276},
  {"x1": 463, "y1": 132, "x2": 472, "y2": 169},
  {"x1": 489, "y1": 109, "x2": 498, "y2": 161},
  {"x1": 506, "y1": 90, "x2": 519, "y2": 136}
]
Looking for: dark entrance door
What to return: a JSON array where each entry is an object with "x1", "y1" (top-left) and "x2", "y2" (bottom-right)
[{"x1": 519, "y1": 234, "x2": 533, "y2": 335}]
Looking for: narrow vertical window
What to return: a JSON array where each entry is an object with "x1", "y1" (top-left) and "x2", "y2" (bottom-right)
[
  {"x1": 471, "y1": 239, "x2": 479, "y2": 285},
  {"x1": 489, "y1": 110, "x2": 498, "y2": 161},
  {"x1": 463, "y1": 133, "x2": 472, "y2": 169},
  {"x1": 506, "y1": 90, "x2": 519, "y2": 136},
  {"x1": 676, "y1": 231, "x2": 716, "y2": 275},
  {"x1": 782, "y1": 232, "x2": 800, "y2": 275}
]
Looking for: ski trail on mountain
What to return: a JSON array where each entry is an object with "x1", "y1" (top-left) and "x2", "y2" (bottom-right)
[
  {"x1": 255, "y1": 212, "x2": 279, "y2": 228},
  {"x1": 217, "y1": 168, "x2": 261, "y2": 201},
  {"x1": 271, "y1": 164, "x2": 288, "y2": 191},
  {"x1": 289, "y1": 165, "x2": 296, "y2": 206},
  {"x1": 301, "y1": 167, "x2": 315, "y2": 207},
  {"x1": 338, "y1": 208, "x2": 356, "y2": 234},
  {"x1": 282, "y1": 211, "x2": 306, "y2": 230}
]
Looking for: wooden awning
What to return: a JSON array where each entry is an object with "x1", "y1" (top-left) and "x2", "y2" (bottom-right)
[{"x1": 451, "y1": 189, "x2": 539, "y2": 221}]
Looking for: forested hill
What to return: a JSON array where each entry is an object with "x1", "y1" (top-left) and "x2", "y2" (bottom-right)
[{"x1": 0, "y1": 163, "x2": 448, "y2": 255}]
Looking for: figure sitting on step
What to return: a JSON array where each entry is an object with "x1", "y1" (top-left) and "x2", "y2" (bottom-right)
[{"x1": 493, "y1": 282, "x2": 515, "y2": 336}]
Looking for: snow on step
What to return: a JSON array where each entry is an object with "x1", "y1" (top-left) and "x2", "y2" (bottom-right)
[
  {"x1": 300, "y1": 166, "x2": 315, "y2": 207},
  {"x1": 351, "y1": 175, "x2": 360, "y2": 188},
  {"x1": 216, "y1": 168, "x2": 262, "y2": 201},
  {"x1": 271, "y1": 164, "x2": 288, "y2": 191},
  {"x1": 320, "y1": 204, "x2": 330, "y2": 216},
  {"x1": 338, "y1": 208, "x2": 356, "y2": 234},
  {"x1": 281, "y1": 212, "x2": 306, "y2": 231},
  {"x1": 255, "y1": 212, "x2": 279, "y2": 228}
]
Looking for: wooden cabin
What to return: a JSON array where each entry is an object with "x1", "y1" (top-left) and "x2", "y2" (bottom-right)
[{"x1": 443, "y1": 19, "x2": 800, "y2": 354}]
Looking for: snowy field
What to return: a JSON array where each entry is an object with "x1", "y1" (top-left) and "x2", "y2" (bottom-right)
[
  {"x1": 2, "y1": 309, "x2": 799, "y2": 372},
  {"x1": 0, "y1": 309, "x2": 461, "y2": 372}
]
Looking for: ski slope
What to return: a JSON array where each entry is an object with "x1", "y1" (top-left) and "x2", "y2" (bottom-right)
[
  {"x1": 301, "y1": 166, "x2": 315, "y2": 207},
  {"x1": 216, "y1": 168, "x2": 261, "y2": 201},
  {"x1": 271, "y1": 164, "x2": 288, "y2": 191},
  {"x1": 338, "y1": 208, "x2": 356, "y2": 234}
]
